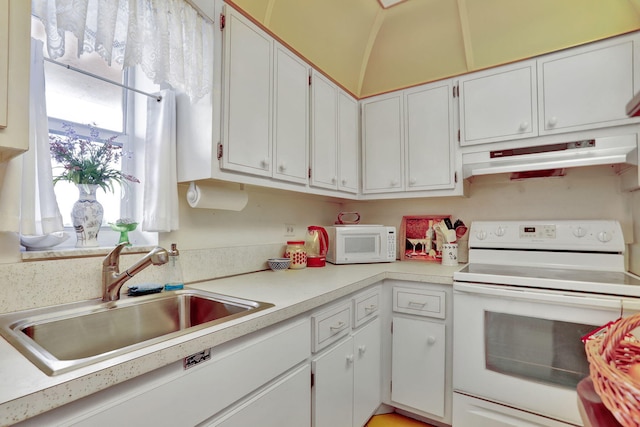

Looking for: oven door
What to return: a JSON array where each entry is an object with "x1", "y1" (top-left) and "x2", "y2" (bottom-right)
[{"x1": 453, "y1": 281, "x2": 640, "y2": 426}]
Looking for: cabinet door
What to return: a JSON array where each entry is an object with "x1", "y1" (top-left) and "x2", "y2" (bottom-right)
[
  {"x1": 0, "y1": 0, "x2": 29, "y2": 162},
  {"x1": 353, "y1": 318, "x2": 381, "y2": 427},
  {"x1": 459, "y1": 61, "x2": 537, "y2": 145},
  {"x1": 539, "y1": 36, "x2": 636, "y2": 134},
  {"x1": 273, "y1": 44, "x2": 309, "y2": 184},
  {"x1": 0, "y1": 0, "x2": 8, "y2": 129},
  {"x1": 405, "y1": 82, "x2": 455, "y2": 191},
  {"x1": 391, "y1": 316, "x2": 446, "y2": 418},
  {"x1": 337, "y1": 92, "x2": 359, "y2": 194},
  {"x1": 310, "y1": 70, "x2": 338, "y2": 190},
  {"x1": 361, "y1": 93, "x2": 404, "y2": 193},
  {"x1": 222, "y1": 8, "x2": 272, "y2": 177},
  {"x1": 312, "y1": 338, "x2": 354, "y2": 427},
  {"x1": 210, "y1": 365, "x2": 311, "y2": 427}
]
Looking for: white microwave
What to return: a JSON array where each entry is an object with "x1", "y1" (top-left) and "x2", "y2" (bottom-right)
[{"x1": 326, "y1": 225, "x2": 396, "y2": 264}]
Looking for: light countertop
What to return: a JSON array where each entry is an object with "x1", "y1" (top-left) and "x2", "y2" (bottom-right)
[{"x1": 0, "y1": 261, "x2": 462, "y2": 426}]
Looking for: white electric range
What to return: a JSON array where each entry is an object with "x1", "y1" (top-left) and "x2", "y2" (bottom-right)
[{"x1": 452, "y1": 220, "x2": 640, "y2": 426}]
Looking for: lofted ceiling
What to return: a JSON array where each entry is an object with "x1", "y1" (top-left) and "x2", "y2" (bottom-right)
[{"x1": 227, "y1": 0, "x2": 640, "y2": 99}]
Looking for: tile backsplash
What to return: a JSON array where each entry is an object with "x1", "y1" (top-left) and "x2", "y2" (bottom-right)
[{"x1": 0, "y1": 244, "x2": 283, "y2": 314}]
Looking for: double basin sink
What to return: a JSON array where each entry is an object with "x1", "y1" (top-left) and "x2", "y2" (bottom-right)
[{"x1": 0, "y1": 289, "x2": 273, "y2": 375}]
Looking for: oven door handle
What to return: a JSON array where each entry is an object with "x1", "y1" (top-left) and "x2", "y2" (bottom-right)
[{"x1": 454, "y1": 282, "x2": 624, "y2": 310}]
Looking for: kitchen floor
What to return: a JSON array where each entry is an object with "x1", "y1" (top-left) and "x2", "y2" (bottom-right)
[{"x1": 366, "y1": 413, "x2": 434, "y2": 426}]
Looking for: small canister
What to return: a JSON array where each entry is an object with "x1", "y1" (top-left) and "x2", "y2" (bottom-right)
[{"x1": 284, "y1": 241, "x2": 307, "y2": 269}]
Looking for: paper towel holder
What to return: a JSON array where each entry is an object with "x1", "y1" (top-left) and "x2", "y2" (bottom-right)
[{"x1": 186, "y1": 181, "x2": 248, "y2": 211}]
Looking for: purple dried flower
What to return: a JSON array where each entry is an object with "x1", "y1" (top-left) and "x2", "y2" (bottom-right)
[{"x1": 49, "y1": 123, "x2": 139, "y2": 193}]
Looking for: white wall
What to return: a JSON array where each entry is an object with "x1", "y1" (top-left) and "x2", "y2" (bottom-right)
[
  {"x1": 0, "y1": 163, "x2": 635, "y2": 314},
  {"x1": 162, "y1": 182, "x2": 344, "y2": 250},
  {"x1": 343, "y1": 165, "x2": 633, "y2": 265},
  {"x1": 167, "y1": 163, "x2": 634, "y2": 266}
]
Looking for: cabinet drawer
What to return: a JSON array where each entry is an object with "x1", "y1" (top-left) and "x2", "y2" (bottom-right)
[
  {"x1": 393, "y1": 287, "x2": 445, "y2": 319},
  {"x1": 312, "y1": 302, "x2": 352, "y2": 352},
  {"x1": 353, "y1": 289, "x2": 380, "y2": 328}
]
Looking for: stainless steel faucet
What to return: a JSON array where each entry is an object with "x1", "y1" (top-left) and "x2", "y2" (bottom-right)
[{"x1": 102, "y1": 243, "x2": 169, "y2": 301}]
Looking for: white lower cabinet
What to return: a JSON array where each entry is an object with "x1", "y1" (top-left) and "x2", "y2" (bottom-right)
[
  {"x1": 16, "y1": 318, "x2": 310, "y2": 427},
  {"x1": 207, "y1": 364, "x2": 311, "y2": 427},
  {"x1": 311, "y1": 288, "x2": 382, "y2": 427},
  {"x1": 391, "y1": 316, "x2": 445, "y2": 416},
  {"x1": 387, "y1": 282, "x2": 453, "y2": 425},
  {"x1": 312, "y1": 317, "x2": 381, "y2": 427},
  {"x1": 352, "y1": 317, "x2": 382, "y2": 427}
]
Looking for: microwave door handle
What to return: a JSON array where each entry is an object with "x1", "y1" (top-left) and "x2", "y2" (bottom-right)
[{"x1": 454, "y1": 282, "x2": 621, "y2": 311}]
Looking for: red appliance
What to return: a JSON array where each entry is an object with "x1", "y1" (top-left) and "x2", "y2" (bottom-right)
[{"x1": 305, "y1": 226, "x2": 329, "y2": 267}]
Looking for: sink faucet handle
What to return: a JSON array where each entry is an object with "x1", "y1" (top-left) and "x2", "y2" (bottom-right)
[{"x1": 103, "y1": 242, "x2": 128, "y2": 270}]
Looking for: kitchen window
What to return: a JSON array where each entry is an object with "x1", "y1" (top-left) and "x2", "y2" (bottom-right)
[{"x1": 30, "y1": 17, "x2": 154, "y2": 248}]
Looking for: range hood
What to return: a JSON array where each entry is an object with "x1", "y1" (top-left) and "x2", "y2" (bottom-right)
[{"x1": 462, "y1": 134, "x2": 638, "y2": 179}]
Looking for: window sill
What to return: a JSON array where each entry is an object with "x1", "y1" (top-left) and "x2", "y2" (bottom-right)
[{"x1": 21, "y1": 245, "x2": 156, "y2": 261}]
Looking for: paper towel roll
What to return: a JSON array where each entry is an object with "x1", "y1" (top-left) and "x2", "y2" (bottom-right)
[{"x1": 186, "y1": 182, "x2": 248, "y2": 211}]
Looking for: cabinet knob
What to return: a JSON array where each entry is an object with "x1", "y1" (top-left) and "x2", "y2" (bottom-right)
[
  {"x1": 548, "y1": 116, "x2": 558, "y2": 127},
  {"x1": 358, "y1": 345, "x2": 367, "y2": 355},
  {"x1": 332, "y1": 176, "x2": 337, "y2": 184},
  {"x1": 427, "y1": 336, "x2": 436, "y2": 345},
  {"x1": 519, "y1": 121, "x2": 529, "y2": 131},
  {"x1": 346, "y1": 354, "x2": 354, "y2": 364},
  {"x1": 341, "y1": 178, "x2": 348, "y2": 186},
  {"x1": 260, "y1": 158, "x2": 270, "y2": 169},
  {"x1": 278, "y1": 162, "x2": 286, "y2": 172},
  {"x1": 409, "y1": 178, "x2": 417, "y2": 186},
  {"x1": 391, "y1": 179, "x2": 399, "y2": 187}
]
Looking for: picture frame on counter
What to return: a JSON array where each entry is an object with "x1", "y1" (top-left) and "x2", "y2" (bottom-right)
[{"x1": 400, "y1": 215, "x2": 451, "y2": 262}]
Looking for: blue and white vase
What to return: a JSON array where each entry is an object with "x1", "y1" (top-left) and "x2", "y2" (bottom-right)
[{"x1": 71, "y1": 184, "x2": 104, "y2": 247}]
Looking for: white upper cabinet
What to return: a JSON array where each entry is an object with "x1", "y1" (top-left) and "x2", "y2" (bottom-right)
[
  {"x1": 273, "y1": 44, "x2": 309, "y2": 184},
  {"x1": 222, "y1": 8, "x2": 272, "y2": 177},
  {"x1": 310, "y1": 70, "x2": 359, "y2": 194},
  {"x1": 361, "y1": 92, "x2": 405, "y2": 193},
  {"x1": 222, "y1": 7, "x2": 309, "y2": 184},
  {"x1": 0, "y1": 0, "x2": 30, "y2": 163},
  {"x1": 405, "y1": 81, "x2": 456, "y2": 191},
  {"x1": 538, "y1": 34, "x2": 638, "y2": 134},
  {"x1": 458, "y1": 61, "x2": 537, "y2": 146},
  {"x1": 337, "y1": 92, "x2": 359, "y2": 194},
  {"x1": 0, "y1": 0, "x2": 7, "y2": 130},
  {"x1": 310, "y1": 71, "x2": 338, "y2": 190},
  {"x1": 458, "y1": 32, "x2": 640, "y2": 147},
  {"x1": 362, "y1": 80, "x2": 459, "y2": 195}
]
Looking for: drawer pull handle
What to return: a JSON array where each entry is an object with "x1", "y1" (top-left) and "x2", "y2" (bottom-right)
[
  {"x1": 408, "y1": 301, "x2": 427, "y2": 308},
  {"x1": 364, "y1": 304, "x2": 377, "y2": 314},
  {"x1": 330, "y1": 321, "x2": 346, "y2": 333}
]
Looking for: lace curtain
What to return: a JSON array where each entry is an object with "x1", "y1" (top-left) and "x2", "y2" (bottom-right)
[{"x1": 31, "y1": 0, "x2": 214, "y2": 101}]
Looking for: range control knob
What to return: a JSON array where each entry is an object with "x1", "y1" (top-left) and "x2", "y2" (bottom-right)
[
  {"x1": 573, "y1": 226, "x2": 587, "y2": 238},
  {"x1": 597, "y1": 231, "x2": 612, "y2": 243},
  {"x1": 495, "y1": 226, "x2": 506, "y2": 237},
  {"x1": 476, "y1": 229, "x2": 487, "y2": 240}
]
